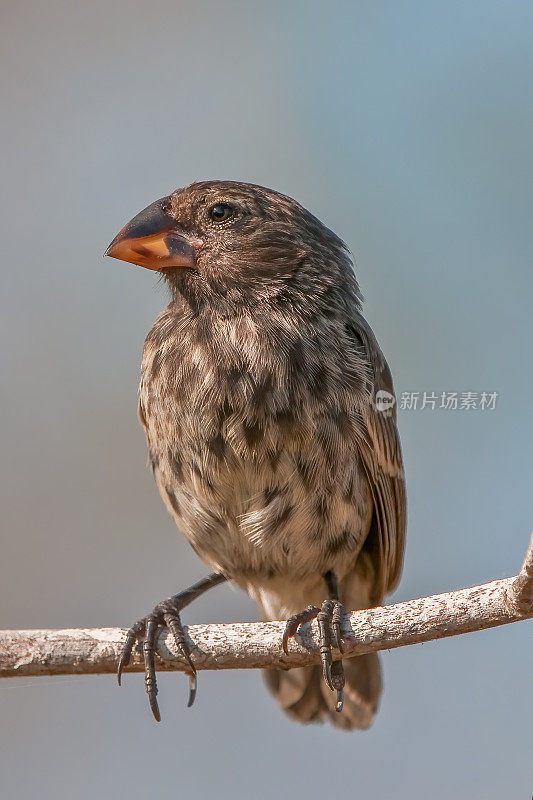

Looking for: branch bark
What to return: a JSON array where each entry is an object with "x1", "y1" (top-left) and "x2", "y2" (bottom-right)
[{"x1": 1, "y1": 533, "x2": 532, "y2": 679}]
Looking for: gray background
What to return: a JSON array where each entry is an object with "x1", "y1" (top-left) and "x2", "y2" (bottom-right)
[{"x1": 1, "y1": 1, "x2": 532, "y2": 798}]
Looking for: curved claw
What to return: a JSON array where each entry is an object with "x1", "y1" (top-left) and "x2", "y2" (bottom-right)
[
  {"x1": 117, "y1": 647, "x2": 130, "y2": 687},
  {"x1": 321, "y1": 657, "x2": 334, "y2": 690},
  {"x1": 187, "y1": 673, "x2": 197, "y2": 707},
  {"x1": 149, "y1": 693, "x2": 162, "y2": 722},
  {"x1": 117, "y1": 626, "x2": 142, "y2": 686},
  {"x1": 282, "y1": 605, "x2": 320, "y2": 656},
  {"x1": 180, "y1": 645, "x2": 196, "y2": 677},
  {"x1": 329, "y1": 658, "x2": 345, "y2": 710},
  {"x1": 164, "y1": 611, "x2": 198, "y2": 706},
  {"x1": 281, "y1": 618, "x2": 299, "y2": 655}
]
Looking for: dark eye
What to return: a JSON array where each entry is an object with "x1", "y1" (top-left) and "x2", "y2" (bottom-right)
[{"x1": 208, "y1": 203, "x2": 236, "y2": 223}]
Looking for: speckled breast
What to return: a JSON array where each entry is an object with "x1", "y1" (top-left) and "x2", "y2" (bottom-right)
[{"x1": 138, "y1": 306, "x2": 373, "y2": 580}]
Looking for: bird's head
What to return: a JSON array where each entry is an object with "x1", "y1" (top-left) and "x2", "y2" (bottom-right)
[{"x1": 106, "y1": 181, "x2": 359, "y2": 312}]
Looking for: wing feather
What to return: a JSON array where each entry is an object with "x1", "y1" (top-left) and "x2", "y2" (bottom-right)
[{"x1": 348, "y1": 316, "x2": 407, "y2": 603}]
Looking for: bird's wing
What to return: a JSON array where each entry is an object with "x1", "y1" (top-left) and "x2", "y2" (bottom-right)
[{"x1": 347, "y1": 315, "x2": 407, "y2": 604}]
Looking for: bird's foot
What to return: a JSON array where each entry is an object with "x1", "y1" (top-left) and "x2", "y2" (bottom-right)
[
  {"x1": 117, "y1": 596, "x2": 197, "y2": 722},
  {"x1": 282, "y1": 599, "x2": 347, "y2": 712}
]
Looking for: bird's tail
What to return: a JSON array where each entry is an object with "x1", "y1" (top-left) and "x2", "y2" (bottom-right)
[{"x1": 263, "y1": 652, "x2": 382, "y2": 730}]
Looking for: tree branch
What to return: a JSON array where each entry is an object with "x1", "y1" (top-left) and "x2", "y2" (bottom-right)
[{"x1": 1, "y1": 533, "x2": 532, "y2": 679}]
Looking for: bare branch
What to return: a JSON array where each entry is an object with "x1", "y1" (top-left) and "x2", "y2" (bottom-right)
[{"x1": 1, "y1": 533, "x2": 532, "y2": 679}]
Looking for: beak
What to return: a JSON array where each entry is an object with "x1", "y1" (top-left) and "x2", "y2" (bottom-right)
[{"x1": 105, "y1": 196, "x2": 200, "y2": 271}]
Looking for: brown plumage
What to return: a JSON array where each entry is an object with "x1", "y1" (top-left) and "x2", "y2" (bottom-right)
[{"x1": 107, "y1": 180, "x2": 406, "y2": 728}]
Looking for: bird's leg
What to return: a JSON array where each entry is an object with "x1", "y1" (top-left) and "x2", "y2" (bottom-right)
[
  {"x1": 282, "y1": 570, "x2": 346, "y2": 713},
  {"x1": 322, "y1": 570, "x2": 346, "y2": 712},
  {"x1": 117, "y1": 572, "x2": 226, "y2": 721}
]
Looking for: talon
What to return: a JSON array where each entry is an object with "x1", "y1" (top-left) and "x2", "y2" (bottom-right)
[
  {"x1": 117, "y1": 574, "x2": 226, "y2": 720},
  {"x1": 182, "y1": 648, "x2": 196, "y2": 675},
  {"x1": 282, "y1": 622, "x2": 296, "y2": 654},
  {"x1": 282, "y1": 594, "x2": 349, "y2": 711},
  {"x1": 322, "y1": 657, "x2": 334, "y2": 690},
  {"x1": 282, "y1": 606, "x2": 319, "y2": 655},
  {"x1": 149, "y1": 692, "x2": 161, "y2": 722},
  {"x1": 187, "y1": 673, "x2": 197, "y2": 707},
  {"x1": 117, "y1": 647, "x2": 130, "y2": 687},
  {"x1": 117, "y1": 626, "x2": 142, "y2": 686}
]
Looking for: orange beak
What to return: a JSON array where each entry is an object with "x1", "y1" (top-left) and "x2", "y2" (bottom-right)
[{"x1": 105, "y1": 196, "x2": 200, "y2": 271}]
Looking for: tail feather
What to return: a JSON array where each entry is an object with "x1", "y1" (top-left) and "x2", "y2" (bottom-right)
[{"x1": 263, "y1": 652, "x2": 382, "y2": 730}]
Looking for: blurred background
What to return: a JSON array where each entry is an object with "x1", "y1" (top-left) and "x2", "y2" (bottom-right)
[{"x1": 1, "y1": 1, "x2": 532, "y2": 797}]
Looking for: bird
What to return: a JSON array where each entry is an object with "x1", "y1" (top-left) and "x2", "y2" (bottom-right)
[{"x1": 105, "y1": 180, "x2": 406, "y2": 729}]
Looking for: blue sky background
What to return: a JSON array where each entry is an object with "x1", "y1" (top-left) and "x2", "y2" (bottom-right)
[{"x1": 1, "y1": 1, "x2": 532, "y2": 797}]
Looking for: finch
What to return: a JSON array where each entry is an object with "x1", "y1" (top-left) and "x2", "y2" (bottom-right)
[{"x1": 106, "y1": 181, "x2": 406, "y2": 729}]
